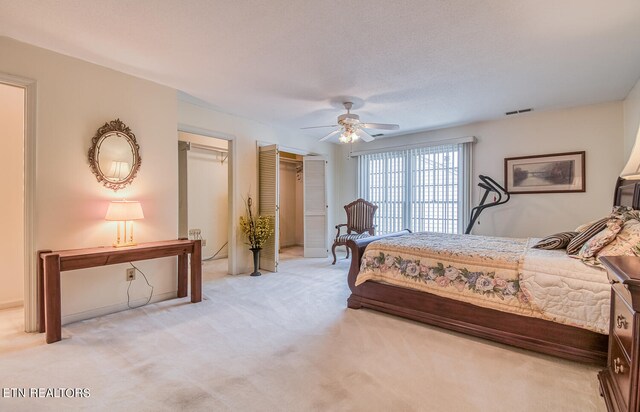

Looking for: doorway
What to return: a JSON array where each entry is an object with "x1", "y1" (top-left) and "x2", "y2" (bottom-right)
[
  {"x1": 178, "y1": 132, "x2": 230, "y2": 279},
  {"x1": 258, "y1": 144, "x2": 328, "y2": 272},
  {"x1": 0, "y1": 82, "x2": 25, "y2": 330},
  {"x1": 278, "y1": 151, "x2": 304, "y2": 259}
]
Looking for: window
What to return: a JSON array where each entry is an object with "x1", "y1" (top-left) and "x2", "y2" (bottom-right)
[{"x1": 357, "y1": 142, "x2": 472, "y2": 234}]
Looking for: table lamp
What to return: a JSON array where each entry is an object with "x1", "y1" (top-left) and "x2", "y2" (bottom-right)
[
  {"x1": 107, "y1": 161, "x2": 131, "y2": 180},
  {"x1": 105, "y1": 200, "x2": 144, "y2": 247},
  {"x1": 622, "y1": 127, "x2": 640, "y2": 179}
]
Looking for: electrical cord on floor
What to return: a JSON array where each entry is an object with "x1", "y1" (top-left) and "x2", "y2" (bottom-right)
[
  {"x1": 126, "y1": 262, "x2": 154, "y2": 309},
  {"x1": 203, "y1": 242, "x2": 228, "y2": 262}
]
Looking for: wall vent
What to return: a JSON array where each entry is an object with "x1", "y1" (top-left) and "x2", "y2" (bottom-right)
[
  {"x1": 506, "y1": 108, "x2": 533, "y2": 116},
  {"x1": 371, "y1": 133, "x2": 384, "y2": 137}
]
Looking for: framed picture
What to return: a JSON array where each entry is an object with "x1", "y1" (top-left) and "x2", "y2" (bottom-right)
[{"x1": 504, "y1": 151, "x2": 585, "y2": 194}]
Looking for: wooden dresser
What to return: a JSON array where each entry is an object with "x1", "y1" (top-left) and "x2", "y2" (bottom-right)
[{"x1": 599, "y1": 256, "x2": 640, "y2": 412}]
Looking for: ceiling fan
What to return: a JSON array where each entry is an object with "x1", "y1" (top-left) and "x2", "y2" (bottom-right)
[{"x1": 301, "y1": 102, "x2": 399, "y2": 143}]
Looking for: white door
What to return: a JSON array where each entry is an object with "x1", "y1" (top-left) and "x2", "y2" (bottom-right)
[
  {"x1": 303, "y1": 156, "x2": 328, "y2": 258},
  {"x1": 258, "y1": 145, "x2": 279, "y2": 272}
]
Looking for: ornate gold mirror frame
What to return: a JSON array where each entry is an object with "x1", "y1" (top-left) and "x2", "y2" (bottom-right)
[{"x1": 88, "y1": 119, "x2": 142, "y2": 191}]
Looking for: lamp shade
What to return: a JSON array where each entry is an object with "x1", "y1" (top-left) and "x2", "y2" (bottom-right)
[
  {"x1": 107, "y1": 161, "x2": 131, "y2": 180},
  {"x1": 621, "y1": 127, "x2": 640, "y2": 178},
  {"x1": 105, "y1": 200, "x2": 144, "y2": 221}
]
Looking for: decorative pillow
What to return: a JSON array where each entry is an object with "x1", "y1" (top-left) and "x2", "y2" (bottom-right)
[
  {"x1": 597, "y1": 219, "x2": 640, "y2": 259},
  {"x1": 611, "y1": 207, "x2": 640, "y2": 222},
  {"x1": 574, "y1": 217, "x2": 608, "y2": 233},
  {"x1": 611, "y1": 205, "x2": 633, "y2": 214},
  {"x1": 577, "y1": 218, "x2": 623, "y2": 259},
  {"x1": 567, "y1": 218, "x2": 610, "y2": 255},
  {"x1": 532, "y1": 232, "x2": 578, "y2": 250}
]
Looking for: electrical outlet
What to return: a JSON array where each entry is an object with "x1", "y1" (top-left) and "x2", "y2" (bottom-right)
[
  {"x1": 202, "y1": 239, "x2": 207, "y2": 247},
  {"x1": 126, "y1": 268, "x2": 136, "y2": 281},
  {"x1": 188, "y1": 228, "x2": 202, "y2": 240}
]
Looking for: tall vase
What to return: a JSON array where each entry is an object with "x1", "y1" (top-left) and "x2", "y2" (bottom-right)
[{"x1": 250, "y1": 247, "x2": 262, "y2": 277}]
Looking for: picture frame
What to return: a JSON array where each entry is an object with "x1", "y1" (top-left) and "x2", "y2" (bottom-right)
[{"x1": 504, "y1": 151, "x2": 585, "y2": 194}]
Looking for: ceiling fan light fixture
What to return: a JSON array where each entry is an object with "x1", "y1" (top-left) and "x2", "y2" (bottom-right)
[
  {"x1": 338, "y1": 126, "x2": 359, "y2": 144},
  {"x1": 305, "y1": 100, "x2": 399, "y2": 144}
]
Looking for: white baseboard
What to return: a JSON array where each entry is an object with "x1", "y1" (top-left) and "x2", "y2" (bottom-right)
[
  {"x1": 0, "y1": 300, "x2": 23, "y2": 310},
  {"x1": 61, "y1": 291, "x2": 178, "y2": 325}
]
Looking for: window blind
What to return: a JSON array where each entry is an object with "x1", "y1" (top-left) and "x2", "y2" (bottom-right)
[{"x1": 357, "y1": 142, "x2": 472, "y2": 234}]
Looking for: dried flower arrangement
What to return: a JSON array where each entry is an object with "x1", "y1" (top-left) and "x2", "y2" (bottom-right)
[{"x1": 239, "y1": 196, "x2": 274, "y2": 249}]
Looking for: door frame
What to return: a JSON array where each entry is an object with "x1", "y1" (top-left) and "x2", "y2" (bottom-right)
[
  {"x1": 177, "y1": 124, "x2": 237, "y2": 275},
  {"x1": 0, "y1": 73, "x2": 37, "y2": 332}
]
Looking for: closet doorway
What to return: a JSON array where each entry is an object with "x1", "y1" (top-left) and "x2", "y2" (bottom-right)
[
  {"x1": 0, "y1": 82, "x2": 25, "y2": 329},
  {"x1": 258, "y1": 144, "x2": 328, "y2": 272},
  {"x1": 278, "y1": 152, "x2": 304, "y2": 257},
  {"x1": 178, "y1": 132, "x2": 230, "y2": 278}
]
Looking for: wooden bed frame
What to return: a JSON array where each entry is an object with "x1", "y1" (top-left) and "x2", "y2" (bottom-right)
[{"x1": 345, "y1": 179, "x2": 640, "y2": 366}]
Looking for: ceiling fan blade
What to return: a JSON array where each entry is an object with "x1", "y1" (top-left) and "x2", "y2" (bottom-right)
[
  {"x1": 355, "y1": 129, "x2": 374, "y2": 143},
  {"x1": 301, "y1": 125, "x2": 338, "y2": 130},
  {"x1": 318, "y1": 129, "x2": 340, "y2": 142},
  {"x1": 361, "y1": 123, "x2": 399, "y2": 130}
]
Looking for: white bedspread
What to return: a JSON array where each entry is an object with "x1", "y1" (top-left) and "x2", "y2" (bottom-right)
[{"x1": 521, "y1": 239, "x2": 610, "y2": 334}]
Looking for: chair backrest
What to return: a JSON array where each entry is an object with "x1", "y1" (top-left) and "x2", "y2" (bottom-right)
[{"x1": 344, "y1": 198, "x2": 378, "y2": 234}]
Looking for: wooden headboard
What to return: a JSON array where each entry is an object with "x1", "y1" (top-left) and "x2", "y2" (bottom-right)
[{"x1": 614, "y1": 177, "x2": 640, "y2": 209}]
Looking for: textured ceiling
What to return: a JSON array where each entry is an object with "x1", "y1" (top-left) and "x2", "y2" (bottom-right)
[{"x1": 1, "y1": 0, "x2": 640, "y2": 141}]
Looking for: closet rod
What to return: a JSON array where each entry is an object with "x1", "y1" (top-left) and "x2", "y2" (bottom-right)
[
  {"x1": 280, "y1": 157, "x2": 302, "y2": 164},
  {"x1": 185, "y1": 141, "x2": 228, "y2": 154}
]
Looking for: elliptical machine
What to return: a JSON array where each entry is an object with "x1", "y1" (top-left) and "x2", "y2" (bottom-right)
[{"x1": 464, "y1": 175, "x2": 510, "y2": 234}]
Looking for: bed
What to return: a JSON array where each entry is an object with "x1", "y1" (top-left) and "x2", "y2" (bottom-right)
[{"x1": 345, "y1": 178, "x2": 640, "y2": 365}]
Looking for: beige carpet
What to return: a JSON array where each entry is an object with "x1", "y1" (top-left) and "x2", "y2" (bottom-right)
[{"x1": 0, "y1": 248, "x2": 606, "y2": 411}]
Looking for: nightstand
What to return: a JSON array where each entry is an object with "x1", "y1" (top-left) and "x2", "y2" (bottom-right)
[{"x1": 599, "y1": 256, "x2": 640, "y2": 412}]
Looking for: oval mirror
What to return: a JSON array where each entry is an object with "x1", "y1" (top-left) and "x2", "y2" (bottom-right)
[{"x1": 88, "y1": 119, "x2": 141, "y2": 191}]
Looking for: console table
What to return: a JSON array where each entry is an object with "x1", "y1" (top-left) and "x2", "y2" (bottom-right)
[{"x1": 38, "y1": 239, "x2": 201, "y2": 344}]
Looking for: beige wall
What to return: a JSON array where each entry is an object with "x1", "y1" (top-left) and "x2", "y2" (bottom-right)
[
  {"x1": 0, "y1": 83, "x2": 24, "y2": 308},
  {"x1": 0, "y1": 37, "x2": 178, "y2": 324},
  {"x1": 336, "y1": 102, "x2": 624, "y2": 238},
  {"x1": 624, "y1": 77, "x2": 640, "y2": 160},
  {"x1": 178, "y1": 97, "x2": 335, "y2": 274}
]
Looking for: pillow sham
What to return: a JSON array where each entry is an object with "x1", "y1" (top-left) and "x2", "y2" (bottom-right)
[
  {"x1": 597, "y1": 218, "x2": 640, "y2": 259},
  {"x1": 567, "y1": 218, "x2": 609, "y2": 255},
  {"x1": 532, "y1": 232, "x2": 577, "y2": 250},
  {"x1": 611, "y1": 207, "x2": 640, "y2": 222},
  {"x1": 577, "y1": 218, "x2": 623, "y2": 259}
]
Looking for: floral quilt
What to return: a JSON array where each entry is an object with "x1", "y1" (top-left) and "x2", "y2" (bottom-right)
[{"x1": 356, "y1": 232, "x2": 609, "y2": 333}]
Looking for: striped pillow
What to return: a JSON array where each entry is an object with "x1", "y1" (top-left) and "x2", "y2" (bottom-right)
[
  {"x1": 532, "y1": 232, "x2": 578, "y2": 250},
  {"x1": 574, "y1": 216, "x2": 609, "y2": 233},
  {"x1": 566, "y1": 218, "x2": 609, "y2": 255}
]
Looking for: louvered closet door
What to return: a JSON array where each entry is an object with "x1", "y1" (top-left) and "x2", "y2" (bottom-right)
[
  {"x1": 259, "y1": 145, "x2": 279, "y2": 272},
  {"x1": 303, "y1": 156, "x2": 328, "y2": 258}
]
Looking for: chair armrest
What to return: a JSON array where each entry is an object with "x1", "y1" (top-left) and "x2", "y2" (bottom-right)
[{"x1": 335, "y1": 224, "x2": 347, "y2": 239}]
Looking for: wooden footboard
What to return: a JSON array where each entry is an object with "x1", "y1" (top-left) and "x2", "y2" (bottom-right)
[{"x1": 345, "y1": 231, "x2": 608, "y2": 365}]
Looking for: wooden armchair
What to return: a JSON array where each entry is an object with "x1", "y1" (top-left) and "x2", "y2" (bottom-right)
[{"x1": 332, "y1": 198, "x2": 378, "y2": 264}]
